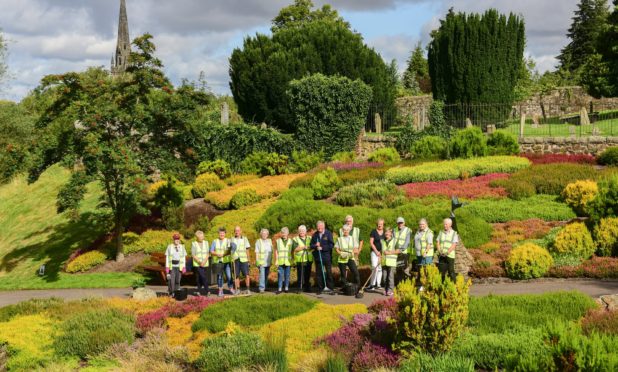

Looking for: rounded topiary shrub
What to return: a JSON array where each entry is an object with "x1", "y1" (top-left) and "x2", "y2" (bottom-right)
[
  {"x1": 331, "y1": 151, "x2": 355, "y2": 163},
  {"x1": 53, "y1": 308, "x2": 135, "y2": 359},
  {"x1": 410, "y1": 136, "x2": 447, "y2": 159},
  {"x1": 552, "y1": 222, "x2": 595, "y2": 260},
  {"x1": 192, "y1": 172, "x2": 225, "y2": 198},
  {"x1": 562, "y1": 180, "x2": 598, "y2": 216},
  {"x1": 505, "y1": 243, "x2": 553, "y2": 279},
  {"x1": 196, "y1": 331, "x2": 265, "y2": 371},
  {"x1": 594, "y1": 217, "x2": 618, "y2": 257},
  {"x1": 65, "y1": 251, "x2": 107, "y2": 273},
  {"x1": 597, "y1": 146, "x2": 618, "y2": 166},
  {"x1": 449, "y1": 127, "x2": 488, "y2": 158},
  {"x1": 229, "y1": 188, "x2": 262, "y2": 209},
  {"x1": 487, "y1": 131, "x2": 520, "y2": 155},
  {"x1": 196, "y1": 159, "x2": 232, "y2": 179},
  {"x1": 311, "y1": 167, "x2": 342, "y2": 199},
  {"x1": 367, "y1": 147, "x2": 401, "y2": 165}
]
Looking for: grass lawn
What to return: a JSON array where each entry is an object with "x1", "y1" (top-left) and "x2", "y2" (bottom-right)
[
  {"x1": 0, "y1": 165, "x2": 141, "y2": 290},
  {"x1": 504, "y1": 117, "x2": 618, "y2": 137}
]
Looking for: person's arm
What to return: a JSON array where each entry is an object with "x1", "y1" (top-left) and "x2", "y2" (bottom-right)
[
  {"x1": 447, "y1": 233, "x2": 458, "y2": 256},
  {"x1": 401, "y1": 231, "x2": 411, "y2": 251},
  {"x1": 191, "y1": 243, "x2": 200, "y2": 266},
  {"x1": 226, "y1": 242, "x2": 237, "y2": 257},
  {"x1": 335, "y1": 238, "x2": 341, "y2": 255},
  {"x1": 180, "y1": 246, "x2": 187, "y2": 272},
  {"x1": 424, "y1": 232, "x2": 434, "y2": 257},
  {"x1": 210, "y1": 242, "x2": 217, "y2": 256},
  {"x1": 165, "y1": 246, "x2": 171, "y2": 273},
  {"x1": 436, "y1": 232, "x2": 442, "y2": 255},
  {"x1": 310, "y1": 235, "x2": 319, "y2": 250}
]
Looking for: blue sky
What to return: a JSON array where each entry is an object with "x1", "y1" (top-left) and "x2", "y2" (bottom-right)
[{"x1": 0, "y1": 0, "x2": 581, "y2": 101}]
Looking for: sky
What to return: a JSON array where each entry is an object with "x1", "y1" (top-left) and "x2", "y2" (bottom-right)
[{"x1": 0, "y1": 0, "x2": 583, "y2": 101}]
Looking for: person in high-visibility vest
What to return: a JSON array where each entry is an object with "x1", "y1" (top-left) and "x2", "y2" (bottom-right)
[
  {"x1": 209, "y1": 227, "x2": 236, "y2": 297},
  {"x1": 255, "y1": 228, "x2": 273, "y2": 293},
  {"x1": 436, "y1": 218, "x2": 459, "y2": 282},
  {"x1": 231, "y1": 226, "x2": 251, "y2": 295},
  {"x1": 368, "y1": 218, "x2": 385, "y2": 291},
  {"x1": 292, "y1": 225, "x2": 313, "y2": 292},
  {"x1": 339, "y1": 215, "x2": 363, "y2": 259},
  {"x1": 394, "y1": 216, "x2": 411, "y2": 283},
  {"x1": 165, "y1": 233, "x2": 187, "y2": 296},
  {"x1": 414, "y1": 218, "x2": 434, "y2": 291},
  {"x1": 191, "y1": 230, "x2": 210, "y2": 296},
  {"x1": 335, "y1": 224, "x2": 360, "y2": 288},
  {"x1": 381, "y1": 228, "x2": 400, "y2": 296},
  {"x1": 275, "y1": 227, "x2": 294, "y2": 294}
]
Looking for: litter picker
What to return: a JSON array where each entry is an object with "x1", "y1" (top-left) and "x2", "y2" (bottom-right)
[{"x1": 355, "y1": 265, "x2": 378, "y2": 299}]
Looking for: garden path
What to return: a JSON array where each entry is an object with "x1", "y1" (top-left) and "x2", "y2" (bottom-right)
[{"x1": 0, "y1": 279, "x2": 617, "y2": 307}]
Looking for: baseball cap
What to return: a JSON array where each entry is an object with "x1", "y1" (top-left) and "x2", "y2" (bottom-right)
[
  {"x1": 172, "y1": 233, "x2": 181, "y2": 240},
  {"x1": 396, "y1": 217, "x2": 405, "y2": 224}
]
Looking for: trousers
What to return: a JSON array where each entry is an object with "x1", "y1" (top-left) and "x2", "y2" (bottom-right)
[
  {"x1": 338, "y1": 260, "x2": 360, "y2": 286},
  {"x1": 296, "y1": 262, "x2": 312, "y2": 290},
  {"x1": 194, "y1": 266, "x2": 210, "y2": 293},
  {"x1": 168, "y1": 267, "x2": 181, "y2": 294},
  {"x1": 370, "y1": 251, "x2": 383, "y2": 287}
]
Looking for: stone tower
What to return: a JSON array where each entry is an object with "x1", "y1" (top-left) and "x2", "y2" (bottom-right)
[{"x1": 111, "y1": 0, "x2": 130, "y2": 76}]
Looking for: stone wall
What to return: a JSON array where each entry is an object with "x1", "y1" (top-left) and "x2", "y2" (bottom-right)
[
  {"x1": 515, "y1": 86, "x2": 618, "y2": 118},
  {"x1": 519, "y1": 137, "x2": 618, "y2": 155},
  {"x1": 395, "y1": 95, "x2": 433, "y2": 130},
  {"x1": 356, "y1": 135, "x2": 396, "y2": 159}
]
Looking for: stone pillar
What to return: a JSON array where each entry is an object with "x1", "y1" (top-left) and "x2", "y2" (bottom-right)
[
  {"x1": 580, "y1": 106, "x2": 590, "y2": 126},
  {"x1": 519, "y1": 113, "x2": 526, "y2": 137},
  {"x1": 375, "y1": 113, "x2": 383, "y2": 135},
  {"x1": 420, "y1": 107, "x2": 427, "y2": 130},
  {"x1": 465, "y1": 118, "x2": 473, "y2": 128},
  {"x1": 220, "y1": 102, "x2": 230, "y2": 125}
]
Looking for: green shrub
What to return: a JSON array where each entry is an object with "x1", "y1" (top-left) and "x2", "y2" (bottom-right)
[
  {"x1": 464, "y1": 195, "x2": 577, "y2": 222},
  {"x1": 0, "y1": 298, "x2": 64, "y2": 322},
  {"x1": 289, "y1": 74, "x2": 373, "y2": 158},
  {"x1": 487, "y1": 131, "x2": 519, "y2": 155},
  {"x1": 339, "y1": 166, "x2": 388, "y2": 185},
  {"x1": 450, "y1": 329, "x2": 551, "y2": 371},
  {"x1": 598, "y1": 146, "x2": 618, "y2": 166},
  {"x1": 594, "y1": 217, "x2": 618, "y2": 257},
  {"x1": 289, "y1": 173, "x2": 316, "y2": 189},
  {"x1": 385, "y1": 156, "x2": 530, "y2": 184},
  {"x1": 394, "y1": 265, "x2": 470, "y2": 355},
  {"x1": 182, "y1": 215, "x2": 210, "y2": 239},
  {"x1": 320, "y1": 353, "x2": 349, "y2": 372},
  {"x1": 289, "y1": 150, "x2": 323, "y2": 173},
  {"x1": 467, "y1": 292, "x2": 597, "y2": 335},
  {"x1": 311, "y1": 167, "x2": 342, "y2": 199},
  {"x1": 229, "y1": 188, "x2": 262, "y2": 209},
  {"x1": 192, "y1": 295, "x2": 317, "y2": 333},
  {"x1": 449, "y1": 127, "x2": 488, "y2": 158},
  {"x1": 335, "y1": 180, "x2": 405, "y2": 208},
  {"x1": 196, "y1": 159, "x2": 232, "y2": 179},
  {"x1": 195, "y1": 332, "x2": 265, "y2": 372},
  {"x1": 492, "y1": 163, "x2": 599, "y2": 199},
  {"x1": 66, "y1": 251, "x2": 107, "y2": 273},
  {"x1": 410, "y1": 135, "x2": 447, "y2": 159},
  {"x1": 53, "y1": 308, "x2": 135, "y2": 359},
  {"x1": 241, "y1": 151, "x2": 289, "y2": 176},
  {"x1": 367, "y1": 147, "x2": 401, "y2": 165},
  {"x1": 192, "y1": 173, "x2": 225, "y2": 198},
  {"x1": 552, "y1": 222, "x2": 595, "y2": 260},
  {"x1": 153, "y1": 178, "x2": 184, "y2": 208},
  {"x1": 124, "y1": 230, "x2": 172, "y2": 254},
  {"x1": 587, "y1": 174, "x2": 618, "y2": 223},
  {"x1": 505, "y1": 243, "x2": 553, "y2": 279},
  {"x1": 399, "y1": 353, "x2": 474, "y2": 372},
  {"x1": 331, "y1": 151, "x2": 355, "y2": 162},
  {"x1": 562, "y1": 180, "x2": 598, "y2": 216},
  {"x1": 162, "y1": 205, "x2": 184, "y2": 231}
]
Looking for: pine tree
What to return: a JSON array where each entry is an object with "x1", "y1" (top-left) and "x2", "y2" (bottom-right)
[
  {"x1": 558, "y1": 0, "x2": 609, "y2": 73},
  {"x1": 597, "y1": 0, "x2": 618, "y2": 96},
  {"x1": 403, "y1": 42, "x2": 430, "y2": 94}
]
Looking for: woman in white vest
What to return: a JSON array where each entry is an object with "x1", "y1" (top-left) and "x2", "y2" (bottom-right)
[
  {"x1": 292, "y1": 225, "x2": 313, "y2": 292},
  {"x1": 339, "y1": 215, "x2": 363, "y2": 258},
  {"x1": 275, "y1": 227, "x2": 294, "y2": 294},
  {"x1": 381, "y1": 228, "x2": 400, "y2": 296},
  {"x1": 165, "y1": 233, "x2": 187, "y2": 296},
  {"x1": 255, "y1": 228, "x2": 273, "y2": 293},
  {"x1": 436, "y1": 218, "x2": 459, "y2": 282},
  {"x1": 209, "y1": 227, "x2": 236, "y2": 297},
  {"x1": 335, "y1": 224, "x2": 360, "y2": 288},
  {"x1": 191, "y1": 230, "x2": 210, "y2": 296},
  {"x1": 231, "y1": 226, "x2": 251, "y2": 295}
]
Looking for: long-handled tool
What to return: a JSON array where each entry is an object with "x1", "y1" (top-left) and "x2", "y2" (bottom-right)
[
  {"x1": 355, "y1": 265, "x2": 378, "y2": 299},
  {"x1": 298, "y1": 247, "x2": 306, "y2": 294},
  {"x1": 317, "y1": 247, "x2": 332, "y2": 293}
]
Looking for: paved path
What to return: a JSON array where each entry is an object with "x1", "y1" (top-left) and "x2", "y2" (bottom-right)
[{"x1": 0, "y1": 279, "x2": 616, "y2": 307}]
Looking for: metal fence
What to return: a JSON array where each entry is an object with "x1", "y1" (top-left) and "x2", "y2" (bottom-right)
[{"x1": 365, "y1": 102, "x2": 618, "y2": 137}]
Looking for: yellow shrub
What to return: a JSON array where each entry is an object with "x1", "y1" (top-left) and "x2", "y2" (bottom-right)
[
  {"x1": 192, "y1": 173, "x2": 225, "y2": 198},
  {"x1": 147, "y1": 180, "x2": 168, "y2": 200},
  {"x1": 205, "y1": 173, "x2": 305, "y2": 209},
  {"x1": 256, "y1": 303, "x2": 366, "y2": 369},
  {"x1": 206, "y1": 198, "x2": 276, "y2": 244},
  {"x1": 562, "y1": 180, "x2": 598, "y2": 216},
  {"x1": 106, "y1": 297, "x2": 174, "y2": 315},
  {"x1": 594, "y1": 217, "x2": 618, "y2": 257},
  {"x1": 225, "y1": 174, "x2": 259, "y2": 186},
  {"x1": 505, "y1": 243, "x2": 553, "y2": 279},
  {"x1": 552, "y1": 222, "x2": 595, "y2": 259},
  {"x1": 65, "y1": 250, "x2": 107, "y2": 273},
  {"x1": 124, "y1": 229, "x2": 175, "y2": 254},
  {"x1": 0, "y1": 314, "x2": 57, "y2": 370}
]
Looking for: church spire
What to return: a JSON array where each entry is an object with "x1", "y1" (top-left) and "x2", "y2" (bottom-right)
[{"x1": 111, "y1": 0, "x2": 131, "y2": 76}]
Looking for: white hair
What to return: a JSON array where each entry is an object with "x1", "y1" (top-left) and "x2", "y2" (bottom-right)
[
  {"x1": 317, "y1": 220, "x2": 325, "y2": 227},
  {"x1": 260, "y1": 228, "x2": 269, "y2": 235},
  {"x1": 345, "y1": 215, "x2": 353, "y2": 222},
  {"x1": 281, "y1": 227, "x2": 289, "y2": 234},
  {"x1": 419, "y1": 218, "x2": 428, "y2": 225},
  {"x1": 298, "y1": 225, "x2": 307, "y2": 233},
  {"x1": 342, "y1": 224, "x2": 351, "y2": 232},
  {"x1": 443, "y1": 218, "x2": 453, "y2": 225}
]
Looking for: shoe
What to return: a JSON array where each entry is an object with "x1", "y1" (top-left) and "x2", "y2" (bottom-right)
[
  {"x1": 195, "y1": 291, "x2": 202, "y2": 297},
  {"x1": 386, "y1": 291, "x2": 394, "y2": 296},
  {"x1": 276, "y1": 289, "x2": 282, "y2": 295},
  {"x1": 375, "y1": 286, "x2": 383, "y2": 290},
  {"x1": 218, "y1": 289, "x2": 224, "y2": 297},
  {"x1": 245, "y1": 290, "x2": 252, "y2": 295},
  {"x1": 259, "y1": 289, "x2": 265, "y2": 294},
  {"x1": 419, "y1": 286, "x2": 424, "y2": 292},
  {"x1": 317, "y1": 291, "x2": 323, "y2": 296},
  {"x1": 284, "y1": 288, "x2": 289, "y2": 293}
]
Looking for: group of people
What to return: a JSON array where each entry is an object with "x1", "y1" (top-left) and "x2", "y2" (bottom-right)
[{"x1": 164, "y1": 215, "x2": 460, "y2": 297}]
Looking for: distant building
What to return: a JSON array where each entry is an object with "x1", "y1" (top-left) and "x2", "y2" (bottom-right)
[{"x1": 111, "y1": 0, "x2": 130, "y2": 76}]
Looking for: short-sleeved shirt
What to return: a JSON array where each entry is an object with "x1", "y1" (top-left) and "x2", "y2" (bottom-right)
[{"x1": 370, "y1": 229, "x2": 385, "y2": 252}]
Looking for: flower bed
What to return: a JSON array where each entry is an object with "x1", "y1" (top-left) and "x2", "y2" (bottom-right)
[
  {"x1": 136, "y1": 296, "x2": 224, "y2": 334},
  {"x1": 330, "y1": 161, "x2": 384, "y2": 171},
  {"x1": 548, "y1": 256, "x2": 618, "y2": 279},
  {"x1": 522, "y1": 153, "x2": 597, "y2": 165},
  {"x1": 400, "y1": 173, "x2": 509, "y2": 199}
]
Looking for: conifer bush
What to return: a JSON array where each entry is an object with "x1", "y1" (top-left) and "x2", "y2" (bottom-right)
[
  {"x1": 367, "y1": 147, "x2": 401, "y2": 165},
  {"x1": 410, "y1": 135, "x2": 447, "y2": 159},
  {"x1": 335, "y1": 180, "x2": 405, "y2": 208},
  {"x1": 229, "y1": 188, "x2": 262, "y2": 209},
  {"x1": 598, "y1": 146, "x2": 618, "y2": 166},
  {"x1": 505, "y1": 243, "x2": 553, "y2": 279},
  {"x1": 311, "y1": 167, "x2": 342, "y2": 199},
  {"x1": 449, "y1": 127, "x2": 488, "y2": 158},
  {"x1": 66, "y1": 251, "x2": 107, "y2": 273},
  {"x1": 552, "y1": 222, "x2": 595, "y2": 260},
  {"x1": 196, "y1": 159, "x2": 232, "y2": 179},
  {"x1": 562, "y1": 180, "x2": 598, "y2": 216},
  {"x1": 594, "y1": 217, "x2": 618, "y2": 257},
  {"x1": 487, "y1": 131, "x2": 520, "y2": 155},
  {"x1": 192, "y1": 173, "x2": 225, "y2": 198},
  {"x1": 393, "y1": 265, "x2": 470, "y2": 355},
  {"x1": 241, "y1": 151, "x2": 289, "y2": 176}
]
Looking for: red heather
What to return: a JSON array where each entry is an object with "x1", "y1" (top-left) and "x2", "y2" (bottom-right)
[
  {"x1": 351, "y1": 341, "x2": 400, "y2": 371},
  {"x1": 522, "y1": 153, "x2": 596, "y2": 165},
  {"x1": 330, "y1": 161, "x2": 384, "y2": 171},
  {"x1": 401, "y1": 173, "x2": 509, "y2": 199}
]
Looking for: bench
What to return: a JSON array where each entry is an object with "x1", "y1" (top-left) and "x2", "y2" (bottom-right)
[{"x1": 143, "y1": 253, "x2": 195, "y2": 284}]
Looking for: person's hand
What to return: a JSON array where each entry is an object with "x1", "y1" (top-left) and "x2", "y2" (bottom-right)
[
  {"x1": 165, "y1": 269, "x2": 170, "y2": 274},
  {"x1": 317, "y1": 246, "x2": 322, "y2": 251},
  {"x1": 182, "y1": 268, "x2": 186, "y2": 274},
  {"x1": 316, "y1": 242, "x2": 321, "y2": 247}
]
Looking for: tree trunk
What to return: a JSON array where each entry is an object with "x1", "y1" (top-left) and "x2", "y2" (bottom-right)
[{"x1": 115, "y1": 221, "x2": 125, "y2": 262}]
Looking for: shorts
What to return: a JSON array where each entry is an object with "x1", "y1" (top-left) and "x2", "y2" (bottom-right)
[
  {"x1": 234, "y1": 260, "x2": 249, "y2": 277},
  {"x1": 417, "y1": 256, "x2": 433, "y2": 266}
]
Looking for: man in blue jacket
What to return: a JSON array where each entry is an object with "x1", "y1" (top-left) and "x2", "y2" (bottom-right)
[{"x1": 310, "y1": 220, "x2": 335, "y2": 295}]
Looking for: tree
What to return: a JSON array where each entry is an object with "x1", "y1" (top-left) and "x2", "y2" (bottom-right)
[
  {"x1": 29, "y1": 34, "x2": 210, "y2": 261},
  {"x1": 428, "y1": 9, "x2": 525, "y2": 121},
  {"x1": 597, "y1": 0, "x2": 618, "y2": 96},
  {"x1": 558, "y1": 0, "x2": 609, "y2": 74},
  {"x1": 229, "y1": 1, "x2": 396, "y2": 133},
  {"x1": 271, "y1": 0, "x2": 347, "y2": 32},
  {"x1": 403, "y1": 42, "x2": 430, "y2": 94},
  {"x1": 0, "y1": 30, "x2": 7, "y2": 88}
]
